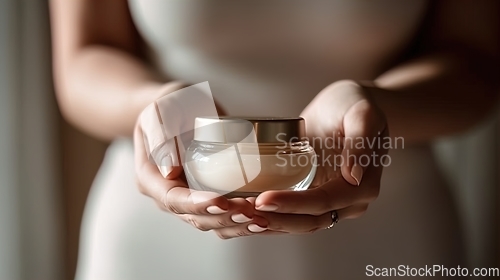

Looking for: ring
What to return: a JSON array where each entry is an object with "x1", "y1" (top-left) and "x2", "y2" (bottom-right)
[{"x1": 325, "y1": 210, "x2": 339, "y2": 229}]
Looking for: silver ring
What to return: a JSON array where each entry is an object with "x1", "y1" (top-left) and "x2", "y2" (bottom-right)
[{"x1": 325, "y1": 210, "x2": 339, "y2": 229}]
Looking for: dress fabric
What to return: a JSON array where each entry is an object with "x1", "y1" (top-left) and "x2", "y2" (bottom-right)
[{"x1": 76, "y1": 1, "x2": 465, "y2": 279}]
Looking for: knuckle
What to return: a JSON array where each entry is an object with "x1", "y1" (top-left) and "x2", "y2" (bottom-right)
[
  {"x1": 216, "y1": 219, "x2": 230, "y2": 228},
  {"x1": 186, "y1": 215, "x2": 209, "y2": 231},
  {"x1": 165, "y1": 203, "x2": 181, "y2": 214},
  {"x1": 235, "y1": 230, "x2": 250, "y2": 237},
  {"x1": 164, "y1": 199, "x2": 182, "y2": 214},
  {"x1": 161, "y1": 189, "x2": 182, "y2": 214}
]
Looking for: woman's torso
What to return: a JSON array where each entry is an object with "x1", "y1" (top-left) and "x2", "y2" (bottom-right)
[
  {"x1": 128, "y1": 0, "x2": 428, "y2": 116},
  {"x1": 76, "y1": 2, "x2": 466, "y2": 279}
]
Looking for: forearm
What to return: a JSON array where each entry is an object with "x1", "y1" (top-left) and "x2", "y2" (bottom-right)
[
  {"x1": 366, "y1": 52, "x2": 499, "y2": 144},
  {"x1": 54, "y1": 45, "x2": 177, "y2": 140}
]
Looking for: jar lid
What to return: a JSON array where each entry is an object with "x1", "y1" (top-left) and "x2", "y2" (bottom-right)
[{"x1": 194, "y1": 117, "x2": 306, "y2": 143}]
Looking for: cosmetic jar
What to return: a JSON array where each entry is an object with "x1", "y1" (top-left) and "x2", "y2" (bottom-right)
[{"x1": 184, "y1": 117, "x2": 317, "y2": 197}]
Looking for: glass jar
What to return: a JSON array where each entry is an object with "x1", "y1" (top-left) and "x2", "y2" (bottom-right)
[{"x1": 184, "y1": 117, "x2": 317, "y2": 197}]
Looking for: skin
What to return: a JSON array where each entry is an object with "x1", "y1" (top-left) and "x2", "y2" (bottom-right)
[{"x1": 50, "y1": 0, "x2": 499, "y2": 239}]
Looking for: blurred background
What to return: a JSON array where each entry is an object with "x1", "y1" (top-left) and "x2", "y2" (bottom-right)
[
  {"x1": 0, "y1": 1, "x2": 107, "y2": 279},
  {"x1": 0, "y1": 1, "x2": 498, "y2": 280}
]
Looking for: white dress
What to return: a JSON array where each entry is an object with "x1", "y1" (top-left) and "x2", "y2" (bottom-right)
[{"x1": 76, "y1": 1, "x2": 465, "y2": 279}]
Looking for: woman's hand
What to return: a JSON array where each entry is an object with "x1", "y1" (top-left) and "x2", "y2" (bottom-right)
[
  {"x1": 133, "y1": 83, "x2": 268, "y2": 239},
  {"x1": 253, "y1": 80, "x2": 389, "y2": 233}
]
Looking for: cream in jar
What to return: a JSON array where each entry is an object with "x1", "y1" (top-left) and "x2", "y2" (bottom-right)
[{"x1": 184, "y1": 117, "x2": 316, "y2": 197}]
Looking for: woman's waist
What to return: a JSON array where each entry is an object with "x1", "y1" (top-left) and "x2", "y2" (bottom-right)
[{"x1": 155, "y1": 49, "x2": 378, "y2": 116}]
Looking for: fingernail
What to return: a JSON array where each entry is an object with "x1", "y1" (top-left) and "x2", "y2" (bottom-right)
[
  {"x1": 245, "y1": 197, "x2": 256, "y2": 204},
  {"x1": 248, "y1": 224, "x2": 267, "y2": 233},
  {"x1": 158, "y1": 156, "x2": 173, "y2": 178},
  {"x1": 256, "y1": 204, "x2": 278, "y2": 212},
  {"x1": 206, "y1": 206, "x2": 227, "y2": 214},
  {"x1": 231, "y1": 213, "x2": 252, "y2": 223},
  {"x1": 351, "y1": 164, "x2": 363, "y2": 186}
]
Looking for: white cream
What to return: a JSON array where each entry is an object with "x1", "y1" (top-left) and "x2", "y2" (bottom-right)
[{"x1": 184, "y1": 117, "x2": 316, "y2": 196}]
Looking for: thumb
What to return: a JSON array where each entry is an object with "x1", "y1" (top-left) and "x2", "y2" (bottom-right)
[
  {"x1": 149, "y1": 137, "x2": 184, "y2": 179},
  {"x1": 340, "y1": 99, "x2": 386, "y2": 186},
  {"x1": 139, "y1": 101, "x2": 184, "y2": 179}
]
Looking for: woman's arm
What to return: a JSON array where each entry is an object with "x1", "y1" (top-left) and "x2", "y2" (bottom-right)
[
  {"x1": 51, "y1": 0, "x2": 264, "y2": 238},
  {"x1": 369, "y1": 0, "x2": 499, "y2": 143},
  {"x1": 50, "y1": 0, "x2": 180, "y2": 140}
]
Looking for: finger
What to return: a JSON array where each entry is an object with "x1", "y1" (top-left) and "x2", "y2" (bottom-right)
[
  {"x1": 256, "y1": 211, "x2": 328, "y2": 234},
  {"x1": 135, "y1": 123, "x2": 229, "y2": 214},
  {"x1": 258, "y1": 205, "x2": 368, "y2": 234},
  {"x1": 310, "y1": 163, "x2": 330, "y2": 188},
  {"x1": 341, "y1": 98, "x2": 386, "y2": 186},
  {"x1": 164, "y1": 188, "x2": 232, "y2": 215},
  {"x1": 259, "y1": 204, "x2": 368, "y2": 234},
  {"x1": 155, "y1": 82, "x2": 220, "y2": 167},
  {"x1": 227, "y1": 197, "x2": 256, "y2": 219},
  {"x1": 177, "y1": 198, "x2": 258, "y2": 231},
  {"x1": 139, "y1": 101, "x2": 186, "y2": 178},
  {"x1": 255, "y1": 174, "x2": 379, "y2": 215},
  {"x1": 138, "y1": 102, "x2": 165, "y2": 162},
  {"x1": 135, "y1": 120, "x2": 184, "y2": 181},
  {"x1": 310, "y1": 149, "x2": 345, "y2": 187},
  {"x1": 254, "y1": 230, "x2": 288, "y2": 236},
  {"x1": 140, "y1": 82, "x2": 221, "y2": 178},
  {"x1": 212, "y1": 216, "x2": 269, "y2": 240}
]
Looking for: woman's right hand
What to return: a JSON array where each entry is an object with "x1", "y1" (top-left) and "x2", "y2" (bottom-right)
[{"x1": 133, "y1": 83, "x2": 268, "y2": 239}]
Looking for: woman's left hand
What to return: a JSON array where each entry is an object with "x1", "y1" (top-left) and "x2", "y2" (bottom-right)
[{"x1": 251, "y1": 80, "x2": 389, "y2": 234}]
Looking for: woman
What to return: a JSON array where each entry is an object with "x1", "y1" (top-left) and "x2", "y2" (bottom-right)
[{"x1": 50, "y1": 0, "x2": 499, "y2": 279}]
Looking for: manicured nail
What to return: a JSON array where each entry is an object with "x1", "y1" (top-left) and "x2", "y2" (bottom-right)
[
  {"x1": 158, "y1": 156, "x2": 173, "y2": 178},
  {"x1": 206, "y1": 206, "x2": 227, "y2": 214},
  {"x1": 231, "y1": 213, "x2": 252, "y2": 224},
  {"x1": 245, "y1": 197, "x2": 256, "y2": 204},
  {"x1": 256, "y1": 204, "x2": 278, "y2": 212},
  {"x1": 248, "y1": 224, "x2": 267, "y2": 233},
  {"x1": 350, "y1": 164, "x2": 363, "y2": 186}
]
